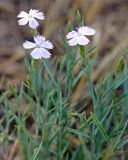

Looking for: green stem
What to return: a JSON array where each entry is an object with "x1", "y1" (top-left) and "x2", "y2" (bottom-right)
[
  {"x1": 80, "y1": 45, "x2": 98, "y2": 158},
  {"x1": 42, "y1": 59, "x2": 58, "y2": 88},
  {"x1": 80, "y1": 46, "x2": 97, "y2": 110},
  {"x1": 31, "y1": 29, "x2": 38, "y2": 37}
]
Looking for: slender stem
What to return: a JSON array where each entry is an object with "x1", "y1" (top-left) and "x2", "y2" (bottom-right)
[
  {"x1": 42, "y1": 59, "x2": 58, "y2": 88},
  {"x1": 80, "y1": 46, "x2": 97, "y2": 112},
  {"x1": 80, "y1": 46, "x2": 98, "y2": 158}
]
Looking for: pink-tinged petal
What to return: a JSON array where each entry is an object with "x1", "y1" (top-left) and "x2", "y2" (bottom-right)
[
  {"x1": 34, "y1": 35, "x2": 45, "y2": 45},
  {"x1": 66, "y1": 31, "x2": 78, "y2": 39},
  {"x1": 23, "y1": 41, "x2": 36, "y2": 49},
  {"x1": 17, "y1": 11, "x2": 28, "y2": 18},
  {"x1": 34, "y1": 12, "x2": 45, "y2": 20},
  {"x1": 68, "y1": 37, "x2": 78, "y2": 46},
  {"x1": 41, "y1": 40, "x2": 53, "y2": 49},
  {"x1": 77, "y1": 36, "x2": 90, "y2": 45},
  {"x1": 29, "y1": 9, "x2": 39, "y2": 15},
  {"x1": 78, "y1": 26, "x2": 96, "y2": 36},
  {"x1": 30, "y1": 48, "x2": 42, "y2": 59},
  {"x1": 18, "y1": 18, "x2": 28, "y2": 25},
  {"x1": 40, "y1": 48, "x2": 52, "y2": 59},
  {"x1": 29, "y1": 18, "x2": 39, "y2": 28}
]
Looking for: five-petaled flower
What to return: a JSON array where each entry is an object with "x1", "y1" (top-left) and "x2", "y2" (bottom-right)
[
  {"x1": 17, "y1": 9, "x2": 44, "y2": 29},
  {"x1": 23, "y1": 35, "x2": 53, "y2": 59},
  {"x1": 66, "y1": 26, "x2": 96, "y2": 46}
]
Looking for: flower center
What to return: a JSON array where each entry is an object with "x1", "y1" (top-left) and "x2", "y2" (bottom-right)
[
  {"x1": 28, "y1": 14, "x2": 33, "y2": 19},
  {"x1": 36, "y1": 45, "x2": 41, "y2": 48},
  {"x1": 79, "y1": 33, "x2": 83, "y2": 36}
]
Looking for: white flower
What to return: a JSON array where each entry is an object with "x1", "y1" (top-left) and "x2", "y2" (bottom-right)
[
  {"x1": 66, "y1": 26, "x2": 96, "y2": 46},
  {"x1": 23, "y1": 35, "x2": 53, "y2": 59},
  {"x1": 17, "y1": 9, "x2": 45, "y2": 29}
]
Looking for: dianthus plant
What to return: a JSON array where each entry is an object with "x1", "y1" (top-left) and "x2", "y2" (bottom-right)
[{"x1": 16, "y1": 9, "x2": 100, "y2": 160}]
